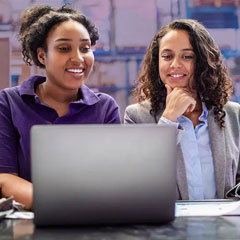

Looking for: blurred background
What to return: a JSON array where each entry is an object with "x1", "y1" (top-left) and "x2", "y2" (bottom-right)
[{"x1": 1, "y1": 0, "x2": 240, "y2": 118}]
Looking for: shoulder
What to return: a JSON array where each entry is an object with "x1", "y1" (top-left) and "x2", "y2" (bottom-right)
[
  {"x1": 223, "y1": 101, "x2": 240, "y2": 122},
  {"x1": 93, "y1": 91, "x2": 120, "y2": 123},
  {"x1": 94, "y1": 92, "x2": 119, "y2": 108},
  {"x1": 124, "y1": 100, "x2": 156, "y2": 123},
  {"x1": 223, "y1": 101, "x2": 240, "y2": 130},
  {"x1": 81, "y1": 85, "x2": 119, "y2": 109},
  {"x1": 125, "y1": 100, "x2": 151, "y2": 114},
  {"x1": 224, "y1": 101, "x2": 240, "y2": 115},
  {"x1": 0, "y1": 87, "x2": 20, "y2": 121},
  {"x1": 95, "y1": 91, "x2": 116, "y2": 102},
  {"x1": 0, "y1": 86, "x2": 19, "y2": 94},
  {"x1": 0, "y1": 86, "x2": 20, "y2": 102},
  {"x1": 0, "y1": 75, "x2": 43, "y2": 101}
]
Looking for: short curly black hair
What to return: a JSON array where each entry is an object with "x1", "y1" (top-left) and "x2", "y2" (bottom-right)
[
  {"x1": 134, "y1": 19, "x2": 232, "y2": 128},
  {"x1": 19, "y1": 4, "x2": 99, "y2": 68}
]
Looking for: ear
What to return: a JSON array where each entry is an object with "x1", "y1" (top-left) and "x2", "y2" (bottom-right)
[{"x1": 37, "y1": 48, "x2": 46, "y2": 65}]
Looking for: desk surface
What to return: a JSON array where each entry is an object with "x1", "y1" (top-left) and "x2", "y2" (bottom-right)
[{"x1": 1, "y1": 216, "x2": 240, "y2": 240}]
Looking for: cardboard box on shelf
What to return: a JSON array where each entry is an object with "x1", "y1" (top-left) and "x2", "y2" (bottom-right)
[{"x1": 191, "y1": 0, "x2": 240, "y2": 7}]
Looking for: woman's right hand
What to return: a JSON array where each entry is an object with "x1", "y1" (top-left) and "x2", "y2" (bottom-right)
[
  {"x1": 162, "y1": 84, "x2": 196, "y2": 122},
  {"x1": 0, "y1": 173, "x2": 33, "y2": 210}
]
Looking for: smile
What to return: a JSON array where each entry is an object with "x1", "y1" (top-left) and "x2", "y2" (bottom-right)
[
  {"x1": 66, "y1": 68, "x2": 84, "y2": 73},
  {"x1": 169, "y1": 74, "x2": 184, "y2": 78}
]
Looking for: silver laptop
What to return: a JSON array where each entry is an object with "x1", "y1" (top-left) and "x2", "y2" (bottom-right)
[{"x1": 31, "y1": 124, "x2": 177, "y2": 226}]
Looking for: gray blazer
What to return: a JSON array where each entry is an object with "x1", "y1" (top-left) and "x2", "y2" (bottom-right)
[{"x1": 124, "y1": 100, "x2": 240, "y2": 199}]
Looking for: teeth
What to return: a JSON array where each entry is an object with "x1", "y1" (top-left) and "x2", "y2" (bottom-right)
[
  {"x1": 171, "y1": 74, "x2": 183, "y2": 78},
  {"x1": 67, "y1": 69, "x2": 84, "y2": 73}
]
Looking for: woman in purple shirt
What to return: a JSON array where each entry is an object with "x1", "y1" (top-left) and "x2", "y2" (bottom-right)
[{"x1": 0, "y1": 5, "x2": 120, "y2": 209}]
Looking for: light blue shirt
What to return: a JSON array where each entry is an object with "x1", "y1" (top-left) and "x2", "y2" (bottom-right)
[{"x1": 161, "y1": 103, "x2": 217, "y2": 200}]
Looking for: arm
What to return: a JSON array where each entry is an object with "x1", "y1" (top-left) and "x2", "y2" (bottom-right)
[
  {"x1": 225, "y1": 147, "x2": 240, "y2": 199},
  {"x1": 124, "y1": 106, "x2": 137, "y2": 124},
  {"x1": 124, "y1": 84, "x2": 196, "y2": 125},
  {"x1": 223, "y1": 102, "x2": 240, "y2": 198},
  {"x1": 236, "y1": 130, "x2": 240, "y2": 185},
  {"x1": 0, "y1": 173, "x2": 33, "y2": 209},
  {"x1": 124, "y1": 103, "x2": 148, "y2": 124},
  {"x1": 158, "y1": 116, "x2": 184, "y2": 144},
  {"x1": 0, "y1": 90, "x2": 32, "y2": 209},
  {"x1": 104, "y1": 96, "x2": 121, "y2": 123}
]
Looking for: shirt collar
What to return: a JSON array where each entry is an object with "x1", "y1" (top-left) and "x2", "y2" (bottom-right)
[
  {"x1": 199, "y1": 102, "x2": 208, "y2": 122},
  {"x1": 178, "y1": 102, "x2": 208, "y2": 123},
  {"x1": 19, "y1": 75, "x2": 100, "y2": 106},
  {"x1": 19, "y1": 75, "x2": 45, "y2": 96},
  {"x1": 76, "y1": 84, "x2": 100, "y2": 106}
]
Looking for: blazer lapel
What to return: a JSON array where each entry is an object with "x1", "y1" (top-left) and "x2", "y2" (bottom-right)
[{"x1": 208, "y1": 112, "x2": 226, "y2": 198}]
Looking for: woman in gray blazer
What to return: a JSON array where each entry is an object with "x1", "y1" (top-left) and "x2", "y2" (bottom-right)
[{"x1": 124, "y1": 19, "x2": 240, "y2": 200}]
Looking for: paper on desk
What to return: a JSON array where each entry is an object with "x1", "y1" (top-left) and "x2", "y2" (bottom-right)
[
  {"x1": 175, "y1": 200, "x2": 240, "y2": 217},
  {"x1": 0, "y1": 198, "x2": 34, "y2": 220},
  {"x1": 5, "y1": 211, "x2": 34, "y2": 219},
  {"x1": 6, "y1": 200, "x2": 34, "y2": 219}
]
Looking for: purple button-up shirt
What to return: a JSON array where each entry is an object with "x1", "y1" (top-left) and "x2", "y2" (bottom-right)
[{"x1": 0, "y1": 76, "x2": 121, "y2": 181}]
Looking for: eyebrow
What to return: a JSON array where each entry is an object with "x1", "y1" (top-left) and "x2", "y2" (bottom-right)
[
  {"x1": 55, "y1": 38, "x2": 90, "y2": 42},
  {"x1": 161, "y1": 48, "x2": 194, "y2": 52}
]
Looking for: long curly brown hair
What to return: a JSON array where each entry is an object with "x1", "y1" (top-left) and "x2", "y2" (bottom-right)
[
  {"x1": 134, "y1": 19, "x2": 232, "y2": 128},
  {"x1": 18, "y1": 4, "x2": 99, "y2": 68}
]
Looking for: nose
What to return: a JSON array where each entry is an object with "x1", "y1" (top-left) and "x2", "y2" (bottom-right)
[
  {"x1": 70, "y1": 49, "x2": 84, "y2": 64},
  {"x1": 170, "y1": 57, "x2": 182, "y2": 69}
]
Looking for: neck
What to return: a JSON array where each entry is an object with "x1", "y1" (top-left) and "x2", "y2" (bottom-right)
[
  {"x1": 37, "y1": 81, "x2": 78, "y2": 104},
  {"x1": 183, "y1": 99, "x2": 203, "y2": 122},
  {"x1": 193, "y1": 99, "x2": 203, "y2": 112}
]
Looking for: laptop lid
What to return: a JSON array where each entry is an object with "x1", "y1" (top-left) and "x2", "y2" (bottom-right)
[{"x1": 31, "y1": 124, "x2": 177, "y2": 226}]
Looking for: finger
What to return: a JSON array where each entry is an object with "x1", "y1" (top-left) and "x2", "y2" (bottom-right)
[
  {"x1": 186, "y1": 106, "x2": 191, "y2": 113},
  {"x1": 165, "y1": 84, "x2": 173, "y2": 96},
  {"x1": 178, "y1": 88, "x2": 193, "y2": 97},
  {"x1": 187, "y1": 104, "x2": 194, "y2": 112},
  {"x1": 189, "y1": 100, "x2": 196, "y2": 112}
]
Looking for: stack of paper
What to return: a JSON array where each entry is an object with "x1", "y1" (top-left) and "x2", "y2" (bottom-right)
[{"x1": 176, "y1": 200, "x2": 240, "y2": 217}]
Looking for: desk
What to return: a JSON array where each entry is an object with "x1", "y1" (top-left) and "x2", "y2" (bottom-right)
[{"x1": 1, "y1": 216, "x2": 240, "y2": 240}]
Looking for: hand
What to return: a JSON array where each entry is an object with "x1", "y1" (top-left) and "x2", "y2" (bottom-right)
[
  {"x1": 162, "y1": 84, "x2": 196, "y2": 122},
  {"x1": 0, "y1": 173, "x2": 33, "y2": 210}
]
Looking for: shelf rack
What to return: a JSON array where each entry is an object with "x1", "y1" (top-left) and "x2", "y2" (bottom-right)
[{"x1": 185, "y1": 0, "x2": 240, "y2": 58}]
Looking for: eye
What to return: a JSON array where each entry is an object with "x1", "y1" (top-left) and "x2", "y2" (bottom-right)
[
  {"x1": 161, "y1": 55, "x2": 172, "y2": 60},
  {"x1": 58, "y1": 46, "x2": 70, "y2": 52},
  {"x1": 183, "y1": 55, "x2": 194, "y2": 60},
  {"x1": 80, "y1": 47, "x2": 91, "y2": 53}
]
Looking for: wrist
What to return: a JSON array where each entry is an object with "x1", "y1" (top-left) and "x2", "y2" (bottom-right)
[
  {"x1": 0, "y1": 174, "x2": 7, "y2": 198},
  {"x1": 162, "y1": 112, "x2": 177, "y2": 122}
]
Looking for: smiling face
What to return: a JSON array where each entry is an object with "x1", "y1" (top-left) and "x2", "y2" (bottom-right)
[
  {"x1": 37, "y1": 20, "x2": 94, "y2": 91},
  {"x1": 158, "y1": 30, "x2": 195, "y2": 90}
]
